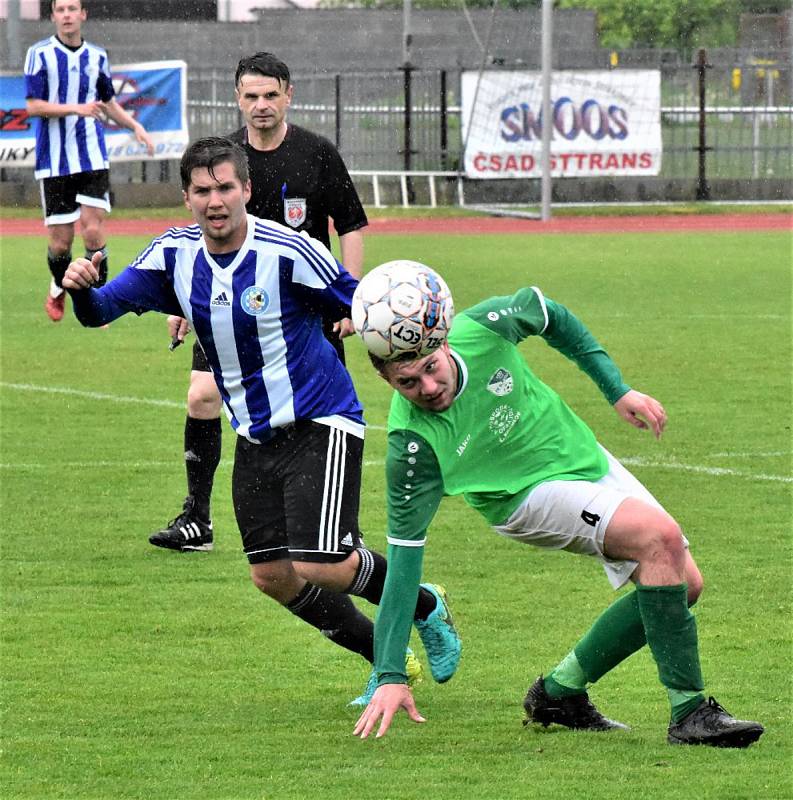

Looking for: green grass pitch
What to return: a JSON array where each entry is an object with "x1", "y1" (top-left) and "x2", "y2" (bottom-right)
[{"x1": 1, "y1": 227, "x2": 790, "y2": 799}]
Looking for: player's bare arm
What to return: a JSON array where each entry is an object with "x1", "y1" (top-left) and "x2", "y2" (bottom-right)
[
  {"x1": 103, "y1": 99, "x2": 156, "y2": 155},
  {"x1": 353, "y1": 683, "x2": 426, "y2": 740},
  {"x1": 62, "y1": 253, "x2": 103, "y2": 290},
  {"x1": 613, "y1": 389, "x2": 667, "y2": 439},
  {"x1": 26, "y1": 97, "x2": 105, "y2": 120},
  {"x1": 333, "y1": 229, "x2": 364, "y2": 337}
]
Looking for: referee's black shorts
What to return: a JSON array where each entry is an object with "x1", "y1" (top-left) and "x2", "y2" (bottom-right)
[{"x1": 232, "y1": 421, "x2": 364, "y2": 565}]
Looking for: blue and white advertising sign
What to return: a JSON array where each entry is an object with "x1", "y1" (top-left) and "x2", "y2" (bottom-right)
[
  {"x1": 461, "y1": 70, "x2": 662, "y2": 179},
  {"x1": 0, "y1": 60, "x2": 189, "y2": 168}
]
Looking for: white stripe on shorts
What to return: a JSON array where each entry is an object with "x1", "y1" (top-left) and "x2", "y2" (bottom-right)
[{"x1": 318, "y1": 427, "x2": 347, "y2": 552}]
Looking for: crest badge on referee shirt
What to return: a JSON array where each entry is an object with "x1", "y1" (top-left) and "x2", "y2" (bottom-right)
[{"x1": 284, "y1": 198, "x2": 307, "y2": 228}]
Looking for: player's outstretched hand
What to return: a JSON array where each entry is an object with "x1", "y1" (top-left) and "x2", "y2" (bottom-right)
[
  {"x1": 62, "y1": 252, "x2": 102, "y2": 290},
  {"x1": 353, "y1": 683, "x2": 426, "y2": 740},
  {"x1": 614, "y1": 389, "x2": 667, "y2": 439}
]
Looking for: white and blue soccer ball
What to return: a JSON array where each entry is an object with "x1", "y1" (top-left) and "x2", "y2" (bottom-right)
[{"x1": 351, "y1": 260, "x2": 454, "y2": 361}]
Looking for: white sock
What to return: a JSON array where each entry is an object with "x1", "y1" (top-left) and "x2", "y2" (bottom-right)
[{"x1": 49, "y1": 279, "x2": 64, "y2": 299}]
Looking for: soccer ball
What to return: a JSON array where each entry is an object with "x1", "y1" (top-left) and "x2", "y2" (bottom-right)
[{"x1": 351, "y1": 260, "x2": 454, "y2": 361}]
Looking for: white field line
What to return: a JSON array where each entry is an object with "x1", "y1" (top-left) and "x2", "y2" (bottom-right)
[
  {"x1": 1, "y1": 382, "x2": 789, "y2": 483},
  {"x1": 0, "y1": 459, "x2": 383, "y2": 469},
  {"x1": 2, "y1": 456, "x2": 789, "y2": 484},
  {"x1": 619, "y1": 456, "x2": 791, "y2": 484}
]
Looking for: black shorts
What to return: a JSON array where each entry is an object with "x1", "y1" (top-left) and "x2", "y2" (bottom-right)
[
  {"x1": 232, "y1": 420, "x2": 364, "y2": 565},
  {"x1": 192, "y1": 340, "x2": 210, "y2": 372},
  {"x1": 41, "y1": 169, "x2": 111, "y2": 225},
  {"x1": 191, "y1": 320, "x2": 343, "y2": 372}
]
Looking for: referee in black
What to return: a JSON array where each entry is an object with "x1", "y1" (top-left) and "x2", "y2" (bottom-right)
[{"x1": 151, "y1": 52, "x2": 368, "y2": 553}]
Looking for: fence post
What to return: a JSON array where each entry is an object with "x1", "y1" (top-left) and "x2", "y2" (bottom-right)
[
  {"x1": 335, "y1": 74, "x2": 342, "y2": 150},
  {"x1": 402, "y1": 63, "x2": 415, "y2": 202},
  {"x1": 694, "y1": 48, "x2": 712, "y2": 201},
  {"x1": 440, "y1": 69, "x2": 448, "y2": 171}
]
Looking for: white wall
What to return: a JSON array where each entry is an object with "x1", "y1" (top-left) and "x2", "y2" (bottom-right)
[
  {"x1": 217, "y1": 0, "x2": 321, "y2": 22},
  {"x1": 0, "y1": 0, "x2": 40, "y2": 20}
]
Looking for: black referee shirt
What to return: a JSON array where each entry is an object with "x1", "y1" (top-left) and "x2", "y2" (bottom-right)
[{"x1": 228, "y1": 124, "x2": 368, "y2": 249}]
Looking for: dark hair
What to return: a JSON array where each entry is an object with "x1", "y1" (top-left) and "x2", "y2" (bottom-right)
[
  {"x1": 368, "y1": 351, "x2": 389, "y2": 374},
  {"x1": 368, "y1": 349, "x2": 426, "y2": 375},
  {"x1": 51, "y1": 0, "x2": 83, "y2": 9},
  {"x1": 179, "y1": 137, "x2": 249, "y2": 191},
  {"x1": 234, "y1": 52, "x2": 290, "y2": 89}
]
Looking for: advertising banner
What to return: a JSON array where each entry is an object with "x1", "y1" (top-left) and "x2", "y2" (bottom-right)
[
  {"x1": 461, "y1": 70, "x2": 661, "y2": 179},
  {"x1": 0, "y1": 59, "x2": 189, "y2": 169}
]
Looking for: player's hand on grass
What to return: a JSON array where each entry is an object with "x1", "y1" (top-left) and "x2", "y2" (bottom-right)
[
  {"x1": 353, "y1": 683, "x2": 426, "y2": 740},
  {"x1": 167, "y1": 315, "x2": 191, "y2": 343},
  {"x1": 62, "y1": 252, "x2": 102, "y2": 290},
  {"x1": 614, "y1": 389, "x2": 667, "y2": 439}
]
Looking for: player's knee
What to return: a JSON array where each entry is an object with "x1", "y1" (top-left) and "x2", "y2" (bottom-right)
[
  {"x1": 48, "y1": 237, "x2": 73, "y2": 257},
  {"x1": 638, "y1": 515, "x2": 686, "y2": 565},
  {"x1": 249, "y1": 568, "x2": 292, "y2": 603},
  {"x1": 187, "y1": 378, "x2": 221, "y2": 418},
  {"x1": 81, "y1": 223, "x2": 104, "y2": 250}
]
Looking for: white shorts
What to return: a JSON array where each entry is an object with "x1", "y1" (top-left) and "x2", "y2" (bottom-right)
[{"x1": 493, "y1": 447, "x2": 687, "y2": 589}]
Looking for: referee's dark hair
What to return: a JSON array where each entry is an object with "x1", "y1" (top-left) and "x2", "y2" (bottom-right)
[
  {"x1": 180, "y1": 136, "x2": 250, "y2": 191},
  {"x1": 234, "y1": 52, "x2": 291, "y2": 89}
]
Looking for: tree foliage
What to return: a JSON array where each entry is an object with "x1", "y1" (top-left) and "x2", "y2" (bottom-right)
[{"x1": 556, "y1": 0, "x2": 742, "y2": 51}]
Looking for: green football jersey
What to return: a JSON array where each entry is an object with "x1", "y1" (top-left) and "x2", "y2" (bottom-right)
[{"x1": 373, "y1": 287, "x2": 631, "y2": 686}]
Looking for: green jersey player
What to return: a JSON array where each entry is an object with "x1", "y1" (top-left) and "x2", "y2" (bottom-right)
[{"x1": 353, "y1": 284, "x2": 763, "y2": 748}]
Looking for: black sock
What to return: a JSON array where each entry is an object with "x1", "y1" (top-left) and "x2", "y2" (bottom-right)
[
  {"x1": 47, "y1": 249, "x2": 72, "y2": 288},
  {"x1": 287, "y1": 583, "x2": 374, "y2": 662},
  {"x1": 184, "y1": 415, "x2": 222, "y2": 521},
  {"x1": 347, "y1": 548, "x2": 437, "y2": 620},
  {"x1": 84, "y1": 246, "x2": 108, "y2": 286}
]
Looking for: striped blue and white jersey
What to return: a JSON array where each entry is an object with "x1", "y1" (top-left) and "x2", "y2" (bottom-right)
[
  {"x1": 71, "y1": 216, "x2": 365, "y2": 443},
  {"x1": 24, "y1": 35, "x2": 115, "y2": 179}
]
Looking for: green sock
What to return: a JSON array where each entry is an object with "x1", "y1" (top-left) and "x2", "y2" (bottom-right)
[
  {"x1": 545, "y1": 651, "x2": 588, "y2": 697},
  {"x1": 573, "y1": 590, "x2": 648, "y2": 684},
  {"x1": 635, "y1": 583, "x2": 705, "y2": 721},
  {"x1": 668, "y1": 689, "x2": 706, "y2": 723}
]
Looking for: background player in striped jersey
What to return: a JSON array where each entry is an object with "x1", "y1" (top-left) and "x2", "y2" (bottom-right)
[
  {"x1": 353, "y1": 277, "x2": 763, "y2": 748},
  {"x1": 24, "y1": 0, "x2": 154, "y2": 323},
  {"x1": 61, "y1": 136, "x2": 460, "y2": 705},
  {"x1": 149, "y1": 52, "x2": 367, "y2": 555}
]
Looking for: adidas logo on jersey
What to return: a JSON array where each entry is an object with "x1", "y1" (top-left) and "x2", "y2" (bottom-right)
[
  {"x1": 211, "y1": 291, "x2": 231, "y2": 307},
  {"x1": 341, "y1": 533, "x2": 354, "y2": 546}
]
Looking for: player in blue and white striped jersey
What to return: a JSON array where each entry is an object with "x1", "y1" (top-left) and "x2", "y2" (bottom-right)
[
  {"x1": 24, "y1": 0, "x2": 154, "y2": 322},
  {"x1": 62, "y1": 136, "x2": 458, "y2": 703}
]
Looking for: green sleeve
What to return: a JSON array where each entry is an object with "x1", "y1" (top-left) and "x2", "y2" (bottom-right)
[
  {"x1": 541, "y1": 298, "x2": 630, "y2": 405},
  {"x1": 466, "y1": 286, "x2": 630, "y2": 405},
  {"x1": 375, "y1": 543, "x2": 425, "y2": 685},
  {"x1": 374, "y1": 429, "x2": 445, "y2": 684},
  {"x1": 384, "y1": 429, "x2": 445, "y2": 543}
]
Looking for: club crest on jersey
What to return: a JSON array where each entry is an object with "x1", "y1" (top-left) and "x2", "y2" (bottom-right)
[
  {"x1": 240, "y1": 286, "x2": 270, "y2": 316},
  {"x1": 487, "y1": 368, "x2": 513, "y2": 396},
  {"x1": 284, "y1": 198, "x2": 307, "y2": 228},
  {"x1": 489, "y1": 404, "x2": 521, "y2": 443}
]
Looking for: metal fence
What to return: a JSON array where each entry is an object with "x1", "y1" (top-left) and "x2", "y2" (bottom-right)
[
  {"x1": 6, "y1": 49, "x2": 791, "y2": 202},
  {"x1": 184, "y1": 52, "x2": 792, "y2": 187}
]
